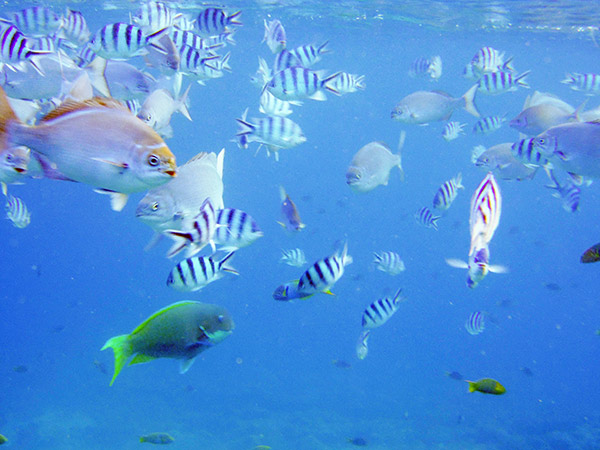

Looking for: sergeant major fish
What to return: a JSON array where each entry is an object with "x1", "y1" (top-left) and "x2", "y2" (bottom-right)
[
  {"x1": 346, "y1": 132, "x2": 405, "y2": 193},
  {"x1": 391, "y1": 85, "x2": 479, "y2": 124},
  {"x1": 263, "y1": 66, "x2": 340, "y2": 102},
  {"x1": 213, "y1": 208, "x2": 263, "y2": 251},
  {"x1": 0, "y1": 86, "x2": 176, "y2": 212},
  {"x1": 361, "y1": 288, "x2": 405, "y2": 329},
  {"x1": 372, "y1": 251, "x2": 405, "y2": 275},
  {"x1": 296, "y1": 242, "x2": 353, "y2": 298},
  {"x1": 545, "y1": 170, "x2": 580, "y2": 213},
  {"x1": 280, "y1": 248, "x2": 307, "y2": 267},
  {"x1": 2, "y1": 183, "x2": 30, "y2": 228},
  {"x1": 166, "y1": 252, "x2": 238, "y2": 291},
  {"x1": 432, "y1": 173, "x2": 464, "y2": 211},
  {"x1": 101, "y1": 301, "x2": 234, "y2": 385},
  {"x1": 164, "y1": 197, "x2": 217, "y2": 258},
  {"x1": 415, "y1": 206, "x2": 440, "y2": 230},
  {"x1": 263, "y1": 19, "x2": 286, "y2": 54},
  {"x1": 442, "y1": 121, "x2": 466, "y2": 141}
]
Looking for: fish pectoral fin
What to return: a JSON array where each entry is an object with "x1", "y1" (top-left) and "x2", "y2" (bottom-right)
[
  {"x1": 129, "y1": 353, "x2": 156, "y2": 366},
  {"x1": 93, "y1": 189, "x2": 129, "y2": 212},
  {"x1": 91, "y1": 157, "x2": 130, "y2": 169},
  {"x1": 323, "y1": 289, "x2": 336, "y2": 296},
  {"x1": 488, "y1": 264, "x2": 509, "y2": 274},
  {"x1": 555, "y1": 151, "x2": 570, "y2": 161},
  {"x1": 179, "y1": 357, "x2": 196, "y2": 374},
  {"x1": 445, "y1": 258, "x2": 469, "y2": 269}
]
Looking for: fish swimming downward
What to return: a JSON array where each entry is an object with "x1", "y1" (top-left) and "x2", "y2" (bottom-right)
[
  {"x1": 101, "y1": 301, "x2": 234, "y2": 386},
  {"x1": 279, "y1": 186, "x2": 305, "y2": 231},
  {"x1": 0, "y1": 86, "x2": 177, "y2": 211},
  {"x1": 446, "y1": 172, "x2": 507, "y2": 288}
]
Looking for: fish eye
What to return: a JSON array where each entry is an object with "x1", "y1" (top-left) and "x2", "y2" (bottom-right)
[
  {"x1": 217, "y1": 315, "x2": 224, "y2": 323},
  {"x1": 147, "y1": 154, "x2": 160, "y2": 166},
  {"x1": 537, "y1": 138, "x2": 545, "y2": 145},
  {"x1": 5, "y1": 154, "x2": 13, "y2": 162},
  {"x1": 151, "y1": 202, "x2": 159, "y2": 211}
]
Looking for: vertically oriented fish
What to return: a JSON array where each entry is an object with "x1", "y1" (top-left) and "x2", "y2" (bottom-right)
[
  {"x1": 165, "y1": 197, "x2": 217, "y2": 258},
  {"x1": 356, "y1": 330, "x2": 370, "y2": 360},
  {"x1": 263, "y1": 19, "x2": 286, "y2": 53},
  {"x1": 0, "y1": 86, "x2": 176, "y2": 211},
  {"x1": 278, "y1": 186, "x2": 305, "y2": 231},
  {"x1": 101, "y1": 301, "x2": 234, "y2": 385},
  {"x1": 346, "y1": 132, "x2": 404, "y2": 193},
  {"x1": 2, "y1": 183, "x2": 30, "y2": 228}
]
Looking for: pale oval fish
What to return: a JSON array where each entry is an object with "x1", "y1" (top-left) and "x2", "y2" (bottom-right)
[
  {"x1": 137, "y1": 85, "x2": 191, "y2": 136},
  {"x1": 346, "y1": 133, "x2": 404, "y2": 193},
  {"x1": 473, "y1": 143, "x2": 537, "y2": 181}
]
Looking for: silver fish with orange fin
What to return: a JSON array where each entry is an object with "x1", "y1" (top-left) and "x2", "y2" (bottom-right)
[{"x1": 0, "y1": 86, "x2": 177, "y2": 211}]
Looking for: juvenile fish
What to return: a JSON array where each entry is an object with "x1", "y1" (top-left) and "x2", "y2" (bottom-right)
[
  {"x1": 465, "y1": 311, "x2": 485, "y2": 335},
  {"x1": 2, "y1": 183, "x2": 30, "y2": 228},
  {"x1": 278, "y1": 186, "x2": 305, "y2": 231}
]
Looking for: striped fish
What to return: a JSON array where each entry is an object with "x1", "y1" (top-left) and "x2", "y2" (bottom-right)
[
  {"x1": 259, "y1": 91, "x2": 296, "y2": 117},
  {"x1": 61, "y1": 8, "x2": 90, "y2": 44},
  {"x1": 88, "y1": 23, "x2": 166, "y2": 60},
  {"x1": 204, "y1": 32, "x2": 236, "y2": 48},
  {"x1": 361, "y1": 289, "x2": 404, "y2": 329},
  {"x1": 415, "y1": 206, "x2": 440, "y2": 231},
  {"x1": 165, "y1": 198, "x2": 217, "y2": 258},
  {"x1": 263, "y1": 19, "x2": 286, "y2": 54},
  {"x1": 408, "y1": 57, "x2": 432, "y2": 78},
  {"x1": 0, "y1": 24, "x2": 47, "y2": 74},
  {"x1": 174, "y1": 14, "x2": 196, "y2": 31},
  {"x1": 545, "y1": 170, "x2": 580, "y2": 213},
  {"x1": 213, "y1": 208, "x2": 263, "y2": 251},
  {"x1": 510, "y1": 138, "x2": 549, "y2": 168},
  {"x1": 428, "y1": 55, "x2": 443, "y2": 80},
  {"x1": 2, "y1": 183, "x2": 30, "y2": 229},
  {"x1": 195, "y1": 8, "x2": 241, "y2": 36},
  {"x1": 132, "y1": 1, "x2": 181, "y2": 34},
  {"x1": 470, "y1": 47, "x2": 509, "y2": 75},
  {"x1": 9, "y1": 6, "x2": 62, "y2": 36},
  {"x1": 561, "y1": 73, "x2": 600, "y2": 94},
  {"x1": 296, "y1": 242, "x2": 353, "y2": 297},
  {"x1": 473, "y1": 115, "x2": 506, "y2": 134},
  {"x1": 465, "y1": 311, "x2": 485, "y2": 335},
  {"x1": 433, "y1": 173, "x2": 464, "y2": 211},
  {"x1": 323, "y1": 72, "x2": 365, "y2": 96},
  {"x1": 273, "y1": 49, "x2": 302, "y2": 72},
  {"x1": 170, "y1": 28, "x2": 214, "y2": 52},
  {"x1": 372, "y1": 251, "x2": 405, "y2": 275},
  {"x1": 469, "y1": 172, "x2": 502, "y2": 250},
  {"x1": 477, "y1": 71, "x2": 530, "y2": 95},
  {"x1": 166, "y1": 251, "x2": 238, "y2": 292},
  {"x1": 288, "y1": 41, "x2": 329, "y2": 67},
  {"x1": 356, "y1": 329, "x2": 370, "y2": 360},
  {"x1": 264, "y1": 66, "x2": 340, "y2": 102},
  {"x1": 442, "y1": 121, "x2": 465, "y2": 141},
  {"x1": 178, "y1": 44, "x2": 219, "y2": 73},
  {"x1": 280, "y1": 248, "x2": 307, "y2": 267},
  {"x1": 235, "y1": 110, "x2": 306, "y2": 160}
]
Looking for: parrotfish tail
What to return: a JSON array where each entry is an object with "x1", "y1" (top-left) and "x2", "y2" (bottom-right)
[
  {"x1": 465, "y1": 380, "x2": 476, "y2": 393},
  {"x1": 516, "y1": 71, "x2": 531, "y2": 88},
  {"x1": 227, "y1": 10, "x2": 242, "y2": 26},
  {"x1": 101, "y1": 334, "x2": 132, "y2": 386},
  {"x1": 462, "y1": 84, "x2": 480, "y2": 118},
  {"x1": 323, "y1": 72, "x2": 342, "y2": 95},
  {"x1": 0, "y1": 86, "x2": 19, "y2": 141}
]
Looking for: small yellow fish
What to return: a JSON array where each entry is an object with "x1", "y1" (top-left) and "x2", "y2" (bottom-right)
[
  {"x1": 466, "y1": 378, "x2": 506, "y2": 395},
  {"x1": 0, "y1": 86, "x2": 177, "y2": 211},
  {"x1": 140, "y1": 433, "x2": 174, "y2": 444}
]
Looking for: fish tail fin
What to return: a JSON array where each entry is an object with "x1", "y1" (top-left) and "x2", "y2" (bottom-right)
[
  {"x1": 227, "y1": 10, "x2": 242, "y2": 26},
  {"x1": 462, "y1": 84, "x2": 480, "y2": 118},
  {"x1": 431, "y1": 215, "x2": 440, "y2": 231},
  {"x1": 236, "y1": 108, "x2": 254, "y2": 136},
  {"x1": 220, "y1": 52, "x2": 232, "y2": 72},
  {"x1": 1, "y1": 181, "x2": 6, "y2": 196},
  {"x1": 516, "y1": 71, "x2": 531, "y2": 88},
  {"x1": 572, "y1": 98, "x2": 588, "y2": 122},
  {"x1": 165, "y1": 231, "x2": 194, "y2": 258},
  {"x1": 219, "y1": 251, "x2": 239, "y2": 275},
  {"x1": 85, "y1": 56, "x2": 110, "y2": 97},
  {"x1": 397, "y1": 130, "x2": 406, "y2": 182},
  {"x1": 502, "y1": 56, "x2": 514, "y2": 72},
  {"x1": 455, "y1": 172, "x2": 464, "y2": 189},
  {"x1": 101, "y1": 334, "x2": 132, "y2": 386},
  {"x1": 465, "y1": 380, "x2": 476, "y2": 392},
  {"x1": 0, "y1": 86, "x2": 19, "y2": 139},
  {"x1": 318, "y1": 40, "x2": 330, "y2": 55},
  {"x1": 177, "y1": 84, "x2": 193, "y2": 121}
]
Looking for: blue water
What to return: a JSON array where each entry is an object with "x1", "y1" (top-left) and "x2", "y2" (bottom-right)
[{"x1": 1, "y1": 2, "x2": 600, "y2": 449}]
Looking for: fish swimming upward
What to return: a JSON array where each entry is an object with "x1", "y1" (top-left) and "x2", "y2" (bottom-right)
[{"x1": 0, "y1": 86, "x2": 177, "y2": 211}]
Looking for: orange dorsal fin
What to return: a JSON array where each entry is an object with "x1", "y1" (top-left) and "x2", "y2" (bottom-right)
[
  {"x1": 40, "y1": 97, "x2": 130, "y2": 122},
  {"x1": 0, "y1": 86, "x2": 18, "y2": 136}
]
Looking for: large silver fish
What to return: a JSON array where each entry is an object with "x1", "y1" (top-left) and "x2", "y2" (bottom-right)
[
  {"x1": 391, "y1": 85, "x2": 479, "y2": 124},
  {"x1": 532, "y1": 121, "x2": 600, "y2": 179},
  {"x1": 346, "y1": 132, "x2": 404, "y2": 193},
  {"x1": 472, "y1": 144, "x2": 537, "y2": 181},
  {"x1": 0, "y1": 87, "x2": 177, "y2": 211},
  {"x1": 136, "y1": 149, "x2": 224, "y2": 246}
]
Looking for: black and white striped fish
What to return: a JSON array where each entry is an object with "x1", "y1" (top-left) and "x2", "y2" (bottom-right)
[
  {"x1": 165, "y1": 198, "x2": 217, "y2": 258},
  {"x1": 61, "y1": 8, "x2": 90, "y2": 44},
  {"x1": 132, "y1": 1, "x2": 181, "y2": 34},
  {"x1": 472, "y1": 115, "x2": 506, "y2": 134},
  {"x1": 356, "y1": 329, "x2": 370, "y2": 360},
  {"x1": 433, "y1": 173, "x2": 464, "y2": 211},
  {"x1": 213, "y1": 208, "x2": 263, "y2": 251},
  {"x1": 510, "y1": 138, "x2": 550, "y2": 168},
  {"x1": 477, "y1": 71, "x2": 530, "y2": 95},
  {"x1": 288, "y1": 42, "x2": 329, "y2": 67},
  {"x1": 280, "y1": 248, "x2": 307, "y2": 267},
  {"x1": 195, "y1": 8, "x2": 241, "y2": 36},
  {"x1": 273, "y1": 49, "x2": 302, "y2": 72},
  {"x1": 0, "y1": 24, "x2": 47, "y2": 74},
  {"x1": 88, "y1": 22, "x2": 166, "y2": 60},
  {"x1": 167, "y1": 251, "x2": 238, "y2": 292},
  {"x1": 442, "y1": 121, "x2": 466, "y2": 141},
  {"x1": 372, "y1": 251, "x2": 405, "y2": 275},
  {"x1": 259, "y1": 91, "x2": 296, "y2": 117},
  {"x1": 465, "y1": 311, "x2": 485, "y2": 335},
  {"x1": 546, "y1": 170, "x2": 581, "y2": 213},
  {"x1": 8, "y1": 6, "x2": 62, "y2": 36},
  {"x1": 409, "y1": 57, "x2": 432, "y2": 78},
  {"x1": 170, "y1": 28, "x2": 214, "y2": 52},
  {"x1": 415, "y1": 206, "x2": 440, "y2": 231},
  {"x1": 263, "y1": 19, "x2": 286, "y2": 54},
  {"x1": 561, "y1": 73, "x2": 600, "y2": 94},
  {"x1": 361, "y1": 289, "x2": 404, "y2": 330},
  {"x1": 323, "y1": 72, "x2": 365, "y2": 96},
  {"x1": 296, "y1": 242, "x2": 353, "y2": 297},
  {"x1": 470, "y1": 47, "x2": 510, "y2": 75},
  {"x1": 265, "y1": 66, "x2": 340, "y2": 101},
  {"x1": 2, "y1": 183, "x2": 30, "y2": 229}
]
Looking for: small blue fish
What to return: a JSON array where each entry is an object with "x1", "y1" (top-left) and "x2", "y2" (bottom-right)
[
  {"x1": 272, "y1": 280, "x2": 301, "y2": 301},
  {"x1": 465, "y1": 311, "x2": 485, "y2": 335},
  {"x1": 415, "y1": 206, "x2": 440, "y2": 230},
  {"x1": 433, "y1": 173, "x2": 464, "y2": 211},
  {"x1": 278, "y1": 186, "x2": 305, "y2": 232}
]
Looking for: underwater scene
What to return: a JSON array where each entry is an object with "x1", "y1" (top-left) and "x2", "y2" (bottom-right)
[{"x1": 1, "y1": 1, "x2": 600, "y2": 448}]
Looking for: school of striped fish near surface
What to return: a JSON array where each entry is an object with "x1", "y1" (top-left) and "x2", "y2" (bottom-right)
[{"x1": 2, "y1": 3, "x2": 600, "y2": 431}]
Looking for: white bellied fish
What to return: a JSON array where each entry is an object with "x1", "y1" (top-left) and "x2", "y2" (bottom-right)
[{"x1": 472, "y1": 144, "x2": 537, "y2": 181}]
